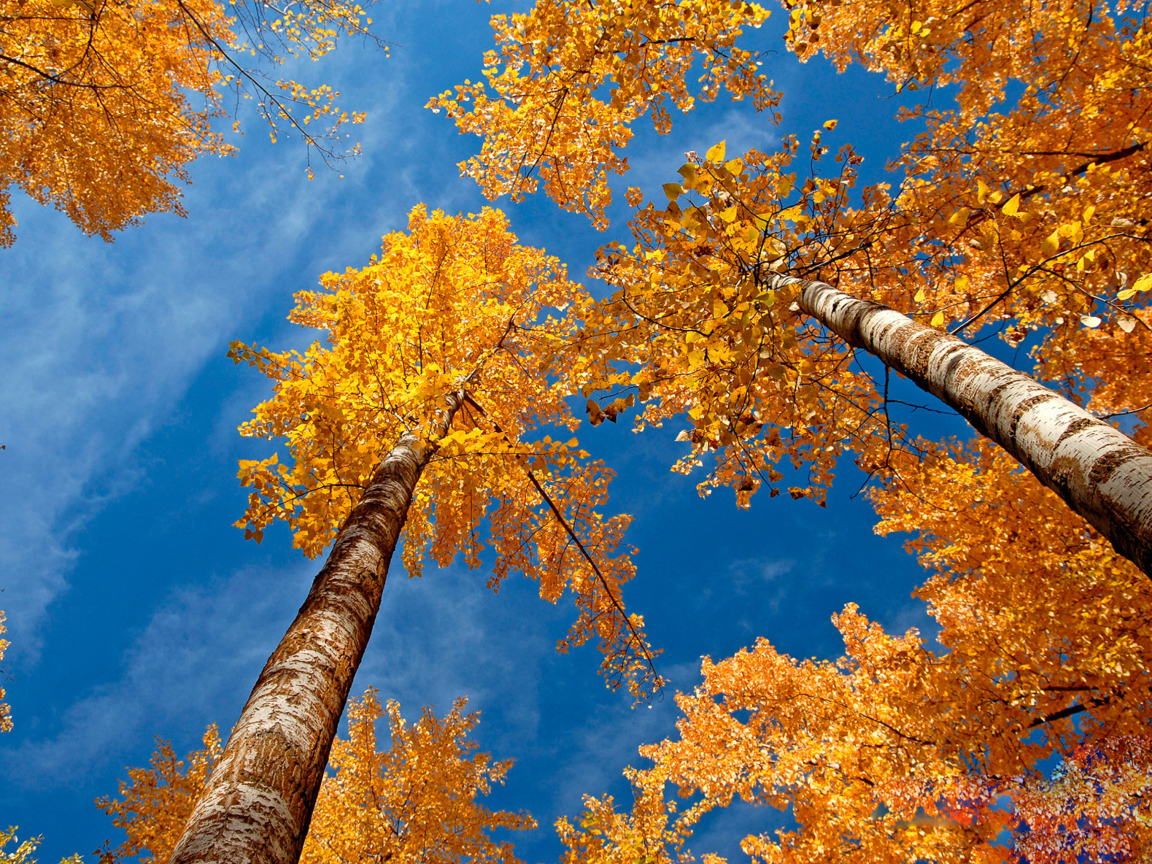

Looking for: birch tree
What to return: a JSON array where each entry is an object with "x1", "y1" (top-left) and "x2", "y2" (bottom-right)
[
  {"x1": 168, "y1": 206, "x2": 658, "y2": 864},
  {"x1": 435, "y1": 0, "x2": 1152, "y2": 575}
]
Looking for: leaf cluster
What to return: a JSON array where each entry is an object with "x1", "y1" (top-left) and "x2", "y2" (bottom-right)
[
  {"x1": 0, "y1": 0, "x2": 374, "y2": 243},
  {"x1": 428, "y1": 0, "x2": 779, "y2": 229}
]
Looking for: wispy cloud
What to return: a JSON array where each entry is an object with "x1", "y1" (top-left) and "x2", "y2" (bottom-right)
[
  {"x1": 0, "y1": 560, "x2": 313, "y2": 787},
  {"x1": 0, "y1": 21, "x2": 481, "y2": 661}
]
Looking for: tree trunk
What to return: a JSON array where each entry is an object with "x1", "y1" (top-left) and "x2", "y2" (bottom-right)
[
  {"x1": 169, "y1": 395, "x2": 463, "y2": 864},
  {"x1": 782, "y1": 276, "x2": 1152, "y2": 578}
]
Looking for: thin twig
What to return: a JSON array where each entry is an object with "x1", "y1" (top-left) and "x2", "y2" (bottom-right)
[{"x1": 461, "y1": 393, "x2": 661, "y2": 691}]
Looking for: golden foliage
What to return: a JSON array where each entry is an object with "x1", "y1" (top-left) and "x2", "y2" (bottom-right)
[
  {"x1": 0, "y1": 612, "x2": 10, "y2": 733},
  {"x1": 232, "y1": 205, "x2": 659, "y2": 697},
  {"x1": 429, "y1": 0, "x2": 779, "y2": 229},
  {"x1": 872, "y1": 437, "x2": 1152, "y2": 715},
  {"x1": 807, "y1": 0, "x2": 1152, "y2": 427},
  {"x1": 572, "y1": 140, "x2": 897, "y2": 507},
  {"x1": 561, "y1": 625, "x2": 1150, "y2": 860},
  {"x1": 440, "y1": 0, "x2": 1152, "y2": 509},
  {"x1": 433, "y1": 0, "x2": 1152, "y2": 854},
  {"x1": 554, "y1": 435, "x2": 1152, "y2": 861},
  {"x1": 0, "y1": 0, "x2": 373, "y2": 243},
  {"x1": 1, "y1": 829, "x2": 82, "y2": 864},
  {"x1": 0, "y1": 830, "x2": 37, "y2": 864},
  {"x1": 302, "y1": 690, "x2": 534, "y2": 864},
  {"x1": 97, "y1": 727, "x2": 223, "y2": 864},
  {"x1": 97, "y1": 692, "x2": 531, "y2": 864},
  {"x1": 431, "y1": 0, "x2": 1152, "y2": 856}
]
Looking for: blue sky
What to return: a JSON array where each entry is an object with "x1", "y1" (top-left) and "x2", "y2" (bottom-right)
[{"x1": 0, "y1": 3, "x2": 974, "y2": 861}]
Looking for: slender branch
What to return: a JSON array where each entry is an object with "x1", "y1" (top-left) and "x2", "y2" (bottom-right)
[{"x1": 461, "y1": 392, "x2": 661, "y2": 692}]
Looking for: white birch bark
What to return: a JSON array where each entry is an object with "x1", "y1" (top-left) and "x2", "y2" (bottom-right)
[
  {"x1": 779, "y1": 276, "x2": 1152, "y2": 577},
  {"x1": 168, "y1": 394, "x2": 463, "y2": 864}
]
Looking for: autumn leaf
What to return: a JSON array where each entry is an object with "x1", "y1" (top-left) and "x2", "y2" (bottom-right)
[{"x1": 1119, "y1": 273, "x2": 1152, "y2": 301}]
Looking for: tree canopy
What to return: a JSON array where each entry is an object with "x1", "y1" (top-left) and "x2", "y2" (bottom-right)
[{"x1": 0, "y1": 0, "x2": 375, "y2": 244}]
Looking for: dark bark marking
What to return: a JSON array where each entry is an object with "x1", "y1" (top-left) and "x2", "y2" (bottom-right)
[
  {"x1": 1006, "y1": 393, "x2": 1052, "y2": 448},
  {"x1": 907, "y1": 327, "x2": 944, "y2": 382},
  {"x1": 1054, "y1": 416, "x2": 1096, "y2": 448},
  {"x1": 1088, "y1": 447, "x2": 1133, "y2": 489}
]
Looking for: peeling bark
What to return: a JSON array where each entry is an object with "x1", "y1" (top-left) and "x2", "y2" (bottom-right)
[
  {"x1": 169, "y1": 395, "x2": 463, "y2": 864},
  {"x1": 785, "y1": 276, "x2": 1152, "y2": 578}
]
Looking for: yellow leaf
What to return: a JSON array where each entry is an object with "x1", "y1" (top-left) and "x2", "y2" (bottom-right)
[
  {"x1": 663, "y1": 182, "x2": 683, "y2": 200},
  {"x1": 1001, "y1": 194, "x2": 1020, "y2": 217},
  {"x1": 823, "y1": 119, "x2": 838, "y2": 130},
  {"x1": 705, "y1": 140, "x2": 727, "y2": 163},
  {"x1": 947, "y1": 207, "x2": 971, "y2": 226},
  {"x1": 931, "y1": 310, "x2": 945, "y2": 327},
  {"x1": 1120, "y1": 274, "x2": 1152, "y2": 300},
  {"x1": 914, "y1": 288, "x2": 926, "y2": 303}
]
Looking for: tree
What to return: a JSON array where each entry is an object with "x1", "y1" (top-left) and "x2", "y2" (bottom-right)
[
  {"x1": 558, "y1": 636, "x2": 1152, "y2": 861},
  {"x1": 429, "y1": 0, "x2": 1152, "y2": 855},
  {"x1": 169, "y1": 205, "x2": 658, "y2": 864},
  {"x1": 0, "y1": 611, "x2": 11, "y2": 733},
  {"x1": 436, "y1": 0, "x2": 1152, "y2": 575},
  {"x1": 100, "y1": 690, "x2": 532, "y2": 864},
  {"x1": 427, "y1": 0, "x2": 779, "y2": 230},
  {"x1": 0, "y1": 0, "x2": 374, "y2": 244},
  {"x1": 556, "y1": 479, "x2": 1152, "y2": 860}
]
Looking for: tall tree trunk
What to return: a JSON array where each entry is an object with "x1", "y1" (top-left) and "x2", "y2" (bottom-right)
[
  {"x1": 169, "y1": 395, "x2": 463, "y2": 864},
  {"x1": 781, "y1": 276, "x2": 1152, "y2": 577}
]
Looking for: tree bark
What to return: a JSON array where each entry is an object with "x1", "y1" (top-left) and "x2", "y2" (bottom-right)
[
  {"x1": 169, "y1": 395, "x2": 463, "y2": 864},
  {"x1": 782, "y1": 276, "x2": 1152, "y2": 578}
]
